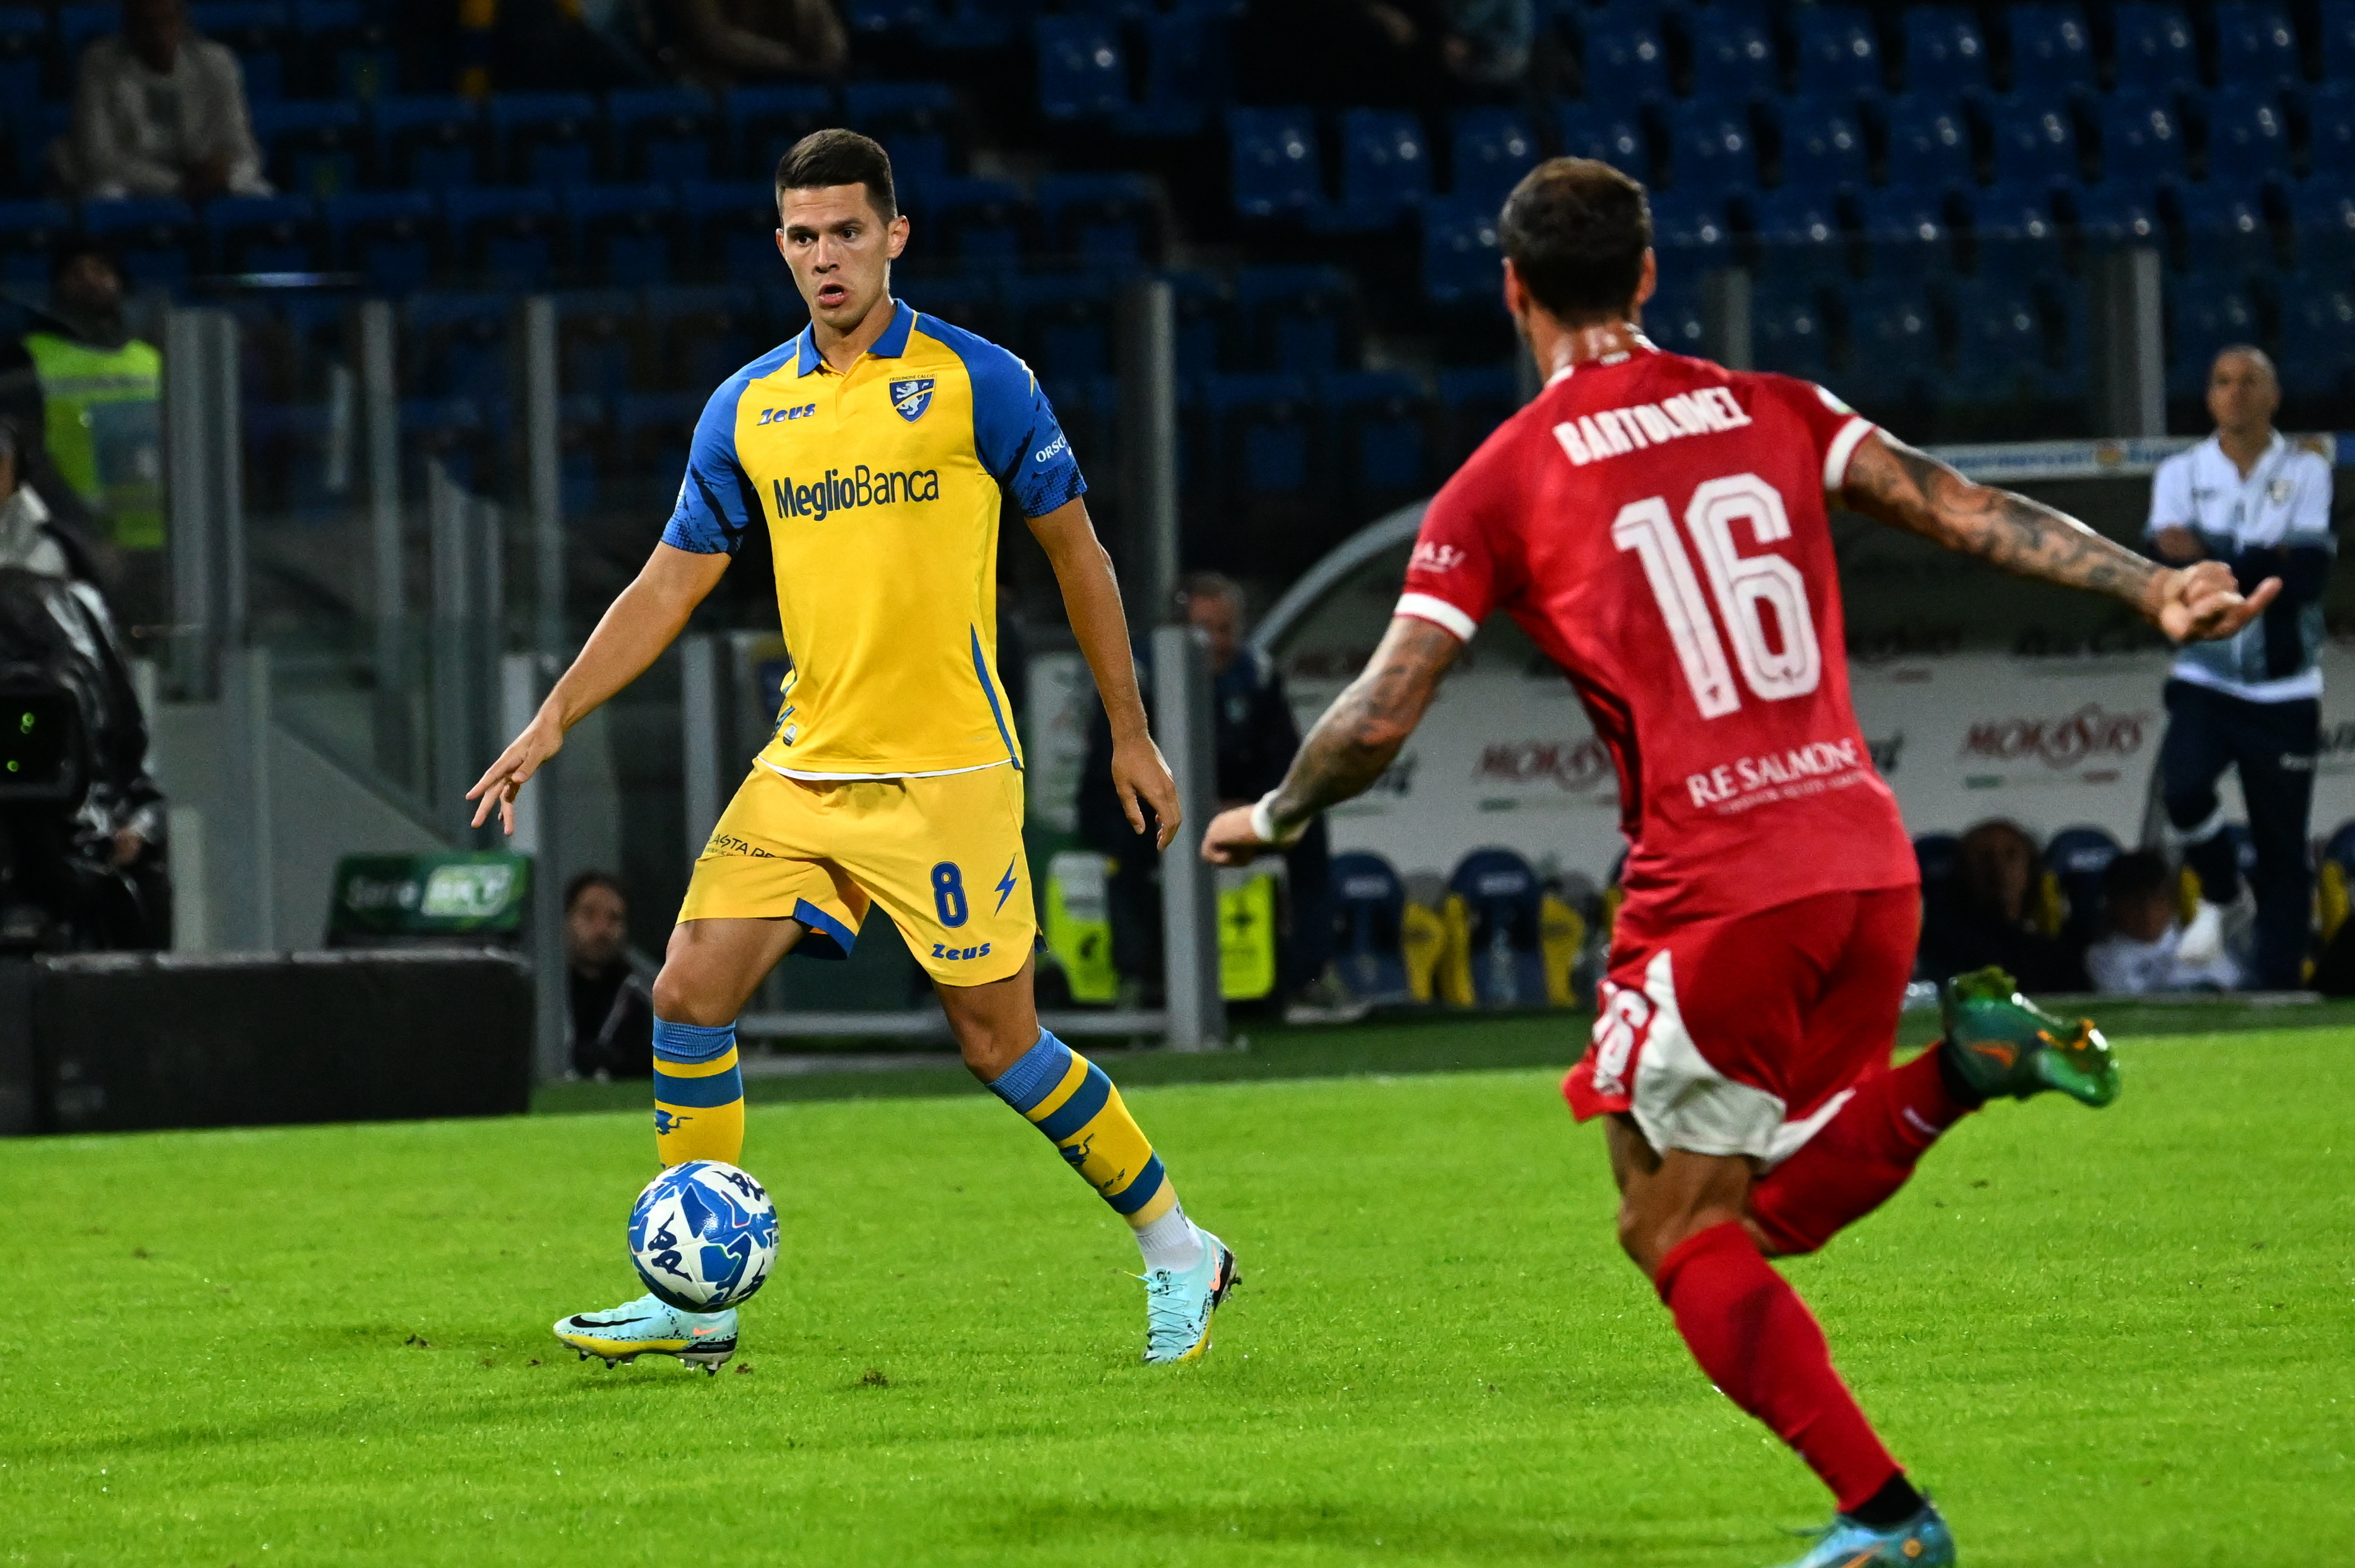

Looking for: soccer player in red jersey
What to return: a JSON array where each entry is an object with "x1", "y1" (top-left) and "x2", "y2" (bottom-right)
[{"x1": 1202, "y1": 160, "x2": 2277, "y2": 1566}]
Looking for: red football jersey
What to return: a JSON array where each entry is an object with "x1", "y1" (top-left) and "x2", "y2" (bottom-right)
[{"x1": 1398, "y1": 341, "x2": 1918, "y2": 947}]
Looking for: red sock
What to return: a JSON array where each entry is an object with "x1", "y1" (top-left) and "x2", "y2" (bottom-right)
[
  {"x1": 1655, "y1": 1222, "x2": 1901, "y2": 1513},
  {"x1": 1748, "y1": 1047, "x2": 1973, "y2": 1257}
]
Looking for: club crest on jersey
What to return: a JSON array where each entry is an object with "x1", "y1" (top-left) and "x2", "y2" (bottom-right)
[{"x1": 891, "y1": 378, "x2": 936, "y2": 422}]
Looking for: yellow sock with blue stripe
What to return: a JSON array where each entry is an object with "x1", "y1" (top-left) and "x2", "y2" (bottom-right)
[
  {"x1": 652, "y1": 1019, "x2": 744, "y2": 1167},
  {"x1": 987, "y1": 1029, "x2": 1201, "y2": 1269}
]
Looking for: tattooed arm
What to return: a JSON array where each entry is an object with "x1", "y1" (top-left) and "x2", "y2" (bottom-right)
[
  {"x1": 1840, "y1": 431, "x2": 2279, "y2": 644},
  {"x1": 1200, "y1": 616, "x2": 1462, "y2": 866}
]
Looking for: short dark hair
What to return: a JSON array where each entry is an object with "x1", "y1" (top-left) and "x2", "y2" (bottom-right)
[
  {"x1": 51, "y1": 237, "x2": 123, "y2": 286},
  {"x1": 2100, "y1": 848, "x2": 2172, "y2": 908},
  {"x1": 1498, "y1": 158, "x2": 1652, "y2": 325},
  {"x1": 564, "y1": 869, "x2": 626, "y2": 912},
  {"x1": 776, "y1": 129, "x2": 897, "y2": 221}
]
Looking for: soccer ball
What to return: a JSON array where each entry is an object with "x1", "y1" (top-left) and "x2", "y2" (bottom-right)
[{"x1": 628, "y1": 1160, "x2": 779, "y2": 1312}]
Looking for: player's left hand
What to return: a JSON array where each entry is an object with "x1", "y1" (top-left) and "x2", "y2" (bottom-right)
[
  {"x1": 1200, "y1": 804, "x2": 1272, "y2": 867},
  {"x1": 2156, "y1": 560, "x2": 2280, "y2": 644},
  {"x1": 1111, "y1": 734, "x2": 1183, "y2": 851}
]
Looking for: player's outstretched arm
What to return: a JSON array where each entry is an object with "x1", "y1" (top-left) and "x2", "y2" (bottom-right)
[
  {"x1": 467, "y1": 542, "x2": 730, "y2": 833},
  {"x1": 1840, "y1": 430, "x2": 2281, "y2": 644},
  {"x1": 1201, "y1": 615, "x2": 1460, "y2": 866},
  {"x1": 1027, "y1": 498, "x2": 1184, "y2": 851}
]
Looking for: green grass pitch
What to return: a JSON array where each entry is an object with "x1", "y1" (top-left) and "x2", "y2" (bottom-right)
[{"x1": 7, "y1": 1026, "x2": 2353, "y2": 1567}]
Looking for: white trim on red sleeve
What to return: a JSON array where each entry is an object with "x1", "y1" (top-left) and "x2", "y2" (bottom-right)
[
  {"x1": 1823, "y1": 416, "x2": 1876, "y2": 496},
  {"x1": 1395, "y1": 592, "x2": 1478, "y2": 642}
]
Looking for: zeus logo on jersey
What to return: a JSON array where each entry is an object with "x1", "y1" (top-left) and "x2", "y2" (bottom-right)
[
  {"x1": 756, "y1": 405, "x2": 816, "y2": 424},
  {"x1": 1552, "y1": 388, "x2": 1753, "y2": 466},
  {"x1": 772, "y1": 466, "x2": 943, "y2": 520}
]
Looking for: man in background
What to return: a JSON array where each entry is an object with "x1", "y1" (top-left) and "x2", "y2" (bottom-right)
[
  {"x1": 60, "y1": 0, "x2": 270, "y2": 201},
  {"x1": 2085, "y1": 849, "x2": 2239, "y2": 994},
  {"x1": 2149, "y1": 346, "x2": 2335, "y2": 988},
  {"x1": 564, "y1": 871, "x2": 653, "y2": 1079}
]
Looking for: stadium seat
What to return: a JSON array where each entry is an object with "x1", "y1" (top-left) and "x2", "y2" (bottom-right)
[
  {"x1": 1237, "y1": 264, "x2": 1358, "y2": 374},
  {"x1": 1327, "y1": 851, "x2": 1411, "y2": 1004},
  {"x1": 1118, "y1": 5, "x2": 1232, "y2": 138},
  {"x1": 2095, "y1": 94, "x2": 2188, "y2": 186},
  {"x1": 1900, "y1": 7, "x2": 1987, "y2": 93},
  {"x1": 1752, "y1": 276, "x2": 1834, "y2": 381},
  {"x1": 373, "y1": 95, "x2": 481, "y2": 190},
  {"x1": 1009, "y1": 271, "x2": 1115, "y2": 380},
  {"x1": 567, "y1": 183, "x2": 679, "y2": 288},
  {"x1": 1321, "y1": 108, "x2": 1429, "y2": 230},
  {"x1": 1686, "y1": 20, "x2": 1779, "y2": 102},
  {"x1": 489, "y1": 92, "x2": 600, "y2": 187},
  {"x1": 1199, "y1": 373, "x2": 1321, "y2": 561},
  {"x1": 2306, "y1": 87, "x2": 2355, "y2": 183},
  {"x1": 2004, "y1": 3, "x2": 2095, "y2": 95},
  {"x1": 1435, "y1": 362, "x2": 1517, "y2": 464},
  {"x1": 2173, "y1": 184, "x2": 2276, "y2": 276},
  {"x1": 1557, "y1": 103, "x2": 1651, "y2": 182},
  {"x1": 2073, "y1": 180, "x2": 2164, "y2": 243},
  {"x1": 248, "y1": 99, "x2": 361, "y2": 199},
  {"x1": 1037, "y1": 172, "x2": 1159, "y2": 269},
  {"x1": 2200, "y1": 90, "x2": 2292, "y2": 183},
  {"x1": 1855, "y1": 185, "x2": 1954, "y2": 276},
  {"x1": 725, "y1": 83, "x2": 833, "y2": 179},
  {"x1": 2325, "y1": 0, "x2": 2355, "y2": 80},
  {"x1": 1664, "y1": 101, "x2": 1757, "y2": 196},
  {"x1": 1164, "y1": 268, "x2": 1231, "y2": 378},
  {"x1": 926, "y1": 177, "x2": 1035, "y2": 271},
  {"x1": 644, "y1": 283, "x2": 763, "y2": 393},
  {"x1": 1326, "y1": 370, "x2": 1432, "y2": 508},
  {"x1": 606, "y1": 88, "x2": 717, "y2": 185},
  {"x1": 1751, "y1": 185, "x2": 1845, "y2": 248},
  {"x1": 192, "y1": 2, "x2": 290, "y2": 99},
  {"x1": 295, "y1": 0, "x2": 398, "y2": 102},
  {"x1": 2213, "y1": 2, "x2": 2300, "y2": 90},
  {"x1": 1988, "y1": 95, "x2": 2080, "y2": 189},
  {"x1": 2274, "y1": 279, "x2": 2355, "y2": 398},
  {"x1": 443, "y1": 186, "x2": 563, "y2": 287},
  {"x1": 1966, "y1": 181, "x2": 2064, "y2": 245},
  {"x1": 1775, "y1": 98, "x2": 1869, "y2": 196},
  {"x1": 680, "y1": 179, "x2": 782, "y2": 285},
  {"x1": 2287, "y1": 175, "x2": 2355, "y2": 267},
  {"x1": 1643, "y1": 287, "x2": 1710, "y2": 355},
  {"x1": 1948, "y1": 276, "x2": 2051, "y2": 401},
  {"x1": 1648, "y1": 188, "x2": 1733, "y2": 255},
  {"x1": 1579, "y1": 19, "x2": 1670, "y2": 107},
  {"x1": 401, "y1": 395, "x2": 493, "y2": 489},
  {"x1": 554, "y1": 288, "x2": 638, "y2": 403},
  {"x1": 205, "y1": 193, "x2": 322, "y2": 273},
  {"x1": 843, "y1": 0, "x2": 934, "y2": 36},
  {"x1": 1444, "y1": 849, "x2": 1548, "y2": 1008},
  {"x1": 1880, "y1": 96, "x2": 1974, "y2": 194},
  {"x1": 840, "y1": 82, "x2": 958, "y2": 197},
  {"x1": 404, "y1": 292, "x2": 511, "y2": 404},
  {"x1": 326, "y1": 190, "x2": 437, "y2": 293},
  {"x1": 2041, "y1": 826, "x2": 2122, "y2": 949},
  {"x1": 1449, "y1": 107, "x2": 1537, "y2": 210},
  {"x1": 57, "y1": 2, "x2": 116, "y2": 70},
  {"x1": 82, "y1": 198, "x2": 198, "y2": 291},
  {"x1": 2110, "y1": 3, "x2": 2200, "y2": 97},
  {"x1": 1227, "y1": 107, "x2": 1322, "y2": 220},
  {"x1": 900, "y1": 271, "x2": 1007, "y2": 344},
  {"x1": 1793, "y1": 6, "x2": 1882, "y2": 99},
  {"x1": 615, "y1": 390, "x2": 701, "y2": 492},
  {"x1": 2166, "y1": 280, "x2": 2262, "y2": 398},
  {"x1": 1035, "y1": 15, "x2": 1127, "y2": 121},
  {"x1": 1417, "y1": 198, "x2": 1501, "y2": 309},
  {"x1": 0, "y1": 199, "x2": 73, "y2": 291},
  {"x1": 0, "y1": 7, "x2": 43, "y2": 133}
]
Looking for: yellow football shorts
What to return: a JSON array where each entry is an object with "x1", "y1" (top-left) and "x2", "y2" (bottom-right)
[{"x1": 678, "y1": 761, "x2": 1037, "y2": 986}]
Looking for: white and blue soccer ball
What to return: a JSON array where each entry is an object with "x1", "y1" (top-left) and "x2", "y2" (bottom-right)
[{"x1": 628, "y1": 1160, "x2": 779, "y2": 1312}]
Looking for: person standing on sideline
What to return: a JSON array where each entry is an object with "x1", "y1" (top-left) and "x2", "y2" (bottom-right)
[
  {"x1": 2148, "y1": 346, "x2": 2335, "y2": 988},
  {"x1": 564, "y1": 871, "x2": 654, "y2": 1080}
]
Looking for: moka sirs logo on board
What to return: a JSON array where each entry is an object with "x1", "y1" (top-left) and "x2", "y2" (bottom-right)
[{"x1": 891, "y1": 378, "x2": 935, "y2": 421}]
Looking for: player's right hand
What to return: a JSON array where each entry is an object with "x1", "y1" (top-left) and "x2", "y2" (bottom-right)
[
  {"x1": 2156, "y1": 560, "x2": 2279, "y2": 644},
  {"x1": 466, "y1": 714, "x2": 565, "y2": 835}
]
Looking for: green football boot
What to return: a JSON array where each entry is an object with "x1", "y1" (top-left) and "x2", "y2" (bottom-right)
[{"x1": 1940, "y1": 966, "x2": 2120, "y2": 1107}]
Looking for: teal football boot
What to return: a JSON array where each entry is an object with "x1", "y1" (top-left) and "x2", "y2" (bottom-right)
[
  {"x1": 553, "y1": 1293, "x2": 738, "y2": 1373},
  {"x1": 1941, "y1": 966, "x2": 2121, "y2": 1107},
  {"x1": 1140, "y1": 1228, "x2": 1239, "y2": 1365},
  {"x1": 1773, "y1": 1497, "x2": 1955, "y2": 1568}
]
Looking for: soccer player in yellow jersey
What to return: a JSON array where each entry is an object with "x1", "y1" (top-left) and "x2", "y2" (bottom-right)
[{"x1": 469, "y1": 130, "x2": 1238, "y2": 1367}]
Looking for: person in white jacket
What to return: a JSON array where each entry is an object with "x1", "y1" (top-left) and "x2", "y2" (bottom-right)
[{"x1": 58, "y1": 0, "x2": 271, "y2": 202}]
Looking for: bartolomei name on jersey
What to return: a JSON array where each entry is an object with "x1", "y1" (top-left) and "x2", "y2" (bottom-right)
[
  {"x1": 771, "y1": 465, "x2": 943, "y2": 521},
  {"x1": 1551, "y1": 388, "x2": 1753, "y2": 466}
]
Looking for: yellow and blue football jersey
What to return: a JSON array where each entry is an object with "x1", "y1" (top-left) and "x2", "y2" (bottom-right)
[{"x1": 663, "y1": 299, "x2": 1084, "y2": 779}]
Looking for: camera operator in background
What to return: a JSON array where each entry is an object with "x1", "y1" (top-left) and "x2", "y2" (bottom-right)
[
  {"x1": 2148, "y1": 346, "x2": 2335, "y2": 989},
  {"x1": 0, "y1": 417, "x2": 167, "y2": 951}
]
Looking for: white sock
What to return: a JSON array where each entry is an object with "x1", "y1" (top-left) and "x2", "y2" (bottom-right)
[{"x1": 1134, "y1": 1203, "x2": 1204, "y2": 1273}]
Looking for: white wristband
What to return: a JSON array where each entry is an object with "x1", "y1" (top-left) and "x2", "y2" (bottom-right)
[{"x1": 1250, "y1": 792, "x2": 1305, "y2": 848}]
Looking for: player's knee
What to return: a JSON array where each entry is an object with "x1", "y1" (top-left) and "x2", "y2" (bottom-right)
[{"x1": 650, "y1": 967, "x2": 731, "y2": 1027}]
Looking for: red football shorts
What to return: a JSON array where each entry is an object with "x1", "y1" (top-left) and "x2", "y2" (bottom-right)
[{"x1": 1566, "y1": 886, "x2": 1920, "y2": 1167}]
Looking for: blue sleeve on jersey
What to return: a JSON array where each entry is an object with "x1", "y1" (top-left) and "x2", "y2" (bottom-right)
[
  {"x1": 944, "y1": 329, "x2": 1088, "y2": 518},
  {"x1": 661, "y1": 375, "x2": 762, "y2": 555}
]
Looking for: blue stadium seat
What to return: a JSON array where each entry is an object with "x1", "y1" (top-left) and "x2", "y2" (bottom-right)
[
  {"x1": 373, "y1": 95, "x2": 480, "y2": 189},
  {"x1": 489, "y1": 92, "x2": 599, "y2": 186},
  {"x1": 843, "y1": 0, "x2": 935, "y2": 36},
  {"x1": 1664, "y1": 101, "x2": 1757, "y2": 196},
  {"x1": 1010, "y1": 271, "x2": 1116, "y2": 380},
  {"x1": 58, "y1": 4, "x2": 117, "y2": 69},
  {"x1": 1237, "y1": 264, "x2": 1358, "y2": 374},
  {"x1": 1644, "y1": 288, "x2": 1708, "y2": 355},
  {"x1": 1445, "y1": 848, "x2": 1548, "y2": 1008},
  {"x1": 1324, "y1": 108, "x2": 1429, "y2": 230},
  {"x1": 1450, "y1": 107, "x2": 1537, "y2": 210},
  {"x1": 2110, "y1": 4, "x2": 2200, "y2": 97},
  {"x1": 1775, "y1": 98, "x2": 1868, "y2": 195},
  {"x1": 294, "y1": 0, "x2": 397, "y2": 102},
  {"x1": 1964, "y1": 181, "x2": 2063, "y2": 242},
  {"x1": 841, "y1": 80, "x2": 959, "y2": 140},
  {"x1": 927, "y1": 177, "x2": 1035, "y2": 271},
  {"x1": 1751, "y1": 185, "x2": 1845, "y2": 248},
  {"x1": 1686, "y1": 20, "x2": 1779, "y2": 101},
  {"x1": 554, "y1": 289, "x2": 637, "y2": 403},
  {"x1": 725, "y1": 83, "x2": 833, "y2": 180},
  {"x1": 1168, "y1": 270, "x2": 1231, "y2": 378},
  {"x1": 1557, "y1": 102, "x2": 1651, "y2": 180},
  {"x1": 1579, "y1": 18, "x2": 1670, "y2": 107},
  {"x1": 1121, "y1": 5, "x2": 1233, "y2": 138},
  {"x1": 2095, "y1": 95, "x2": 2187, "y2": 187},
  {"x1": 1901, "y1": 7, "x2": 1987, "y2": 93},
  {"x1": 1840, "y1": 279, "x2": 1938, "y2": 404},
  {"x1": 2166, "y1": 280, "x2": 2262, "y2": 398},
  {"x1": 1420, "y1": 198, "x2": 1501, "y2": 305},
  {"x1": 605, "y1": 88, "x2": 716, "y2": 185},
  {"x1": 2173, "y1": 184, "x2": 2275, "y2": 276},
  {"x1": 1880, "y1": 96, "x2": 1973, "y2": 193},
  {"x1": 1648, "y1": 188, "x2": 1733, "y2": 253},
  {"x1": 205, "y1": 194, "x2": 321, "y2": 273},
  {"x1": 11, "y1": 101, "x2": 65, "y2": 192},
  {"x1": 1435, "y1": 362, "x2": 1517, "y2": 464},
  {"x1": 82, "y1": 198, "x2": 198, "y2": 291},
  {"x1": 404, "y1": 292, "x2": 511, "y2": 403},
  {"x1": 1752, "y1": 277, "x2": 1834, "y2": 380},
  {"x1": 1948, "y1": 276, "x2": 2052, "y2": 400},
  {"x1": 1228, "y1": 107, "x2": 1321, "y2": 219},
  {"x1": 1327, "y1": 851, "x2": 1409, "y2": 1004},
  {"x1": 2306, "y1": 86, "x2": 2355, "y2": 182},
  {"x1": 0, "y1": 199, "x2": 73, "y2": 291},
  {"x1": 567, "y1": 183, "x2": 679, "y2": 288},
  {"x1": 1040, "y1": 172, "x2": 1158, "y2": 270},
  {"x1": 2004, "y1": 3, "x2": 2094, "y2": 95},
  {"x1": 1793, "y1": 6, "x2": 1882, "y2": 99},
  {"x1": 2073, "y1": 181, "x2": 2164, "y2": 243},
  {"x1": 615, "y1": 390, "x2": 701, "y2": 490},
  {"x1": 644, "y1": 283, "x2": 763, "y2": 393},
  {"x1": 443, "y1": 186, "x2": 563, "y2": 287},
  {"x1": 1987, "y1": 95, "x2": 2080, "y2": 189},
  {"x1": 192, "y1": 2, "x2": 290, "y2": 99},
  {"x1": 2325, "y1": 0, "x2": 2355, "y2": 80},
  {"x1": 2287, "y1": 174, "x2": 2355, "y2": 267},
  {"x1": 900, "y1": 271, "x2": 1007, "y2": 345},
  {"x1": 326, "y1": 190, "x2": 436, "y2": 293},
  {"x1": 1855, "y1": 185, "x2": 1954, "y2": 276},
  {"x1": 248, "y1": 99, "x2": 361, "y2": 199},
  {"x1": 1326, "y1": 370, "x2": 1431, "y2": 507},
  {"x1": 680, "y1": 179, "x2": 781, "y2": 285},
  {"x1": 1200, "y1": 373, "x2": 1321, "y2": 539},
  {"x1": 2213, "y1": 2, "x2": 2300, "y2": 91},
  {"x1": 0, "y1": 13, "x2": 39, "y2": 175},
  {"x1": 2275, "y1": 280, "x2": 2355, "y2": 398},
  {"x1": 1035, "y1": 15, "x2": 1127, "y2": 120},
  {"x1": 2201, "y1": 90, "x2": 2291, "y2": 183},
  {"x1": 2044, "y1": 826, "x2": 2122, "y2": 948}
]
